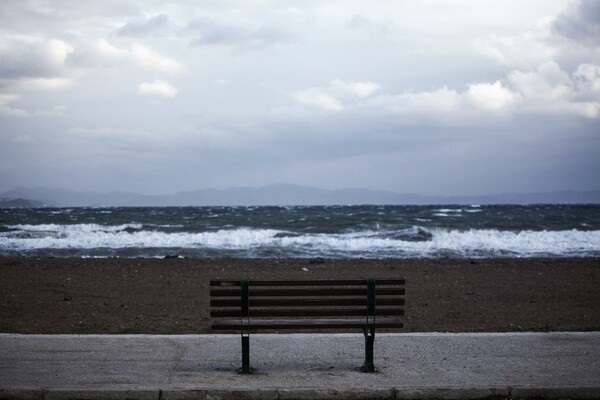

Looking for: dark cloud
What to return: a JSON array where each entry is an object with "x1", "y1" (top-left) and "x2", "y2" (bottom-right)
[
  {"x1": 116, "y1": 14, "x2": 171, "y2": 37},
  {"x1": 0, "y1": 39, "x2": 72, "y2": 83},
  {"x1": 553, "y1": 0, "x2": 600, "y2": 43}
]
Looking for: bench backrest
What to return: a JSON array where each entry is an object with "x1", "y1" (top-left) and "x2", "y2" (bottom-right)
[{"x1": 210, "y1": 279, "x2": 405, "y2": 331}]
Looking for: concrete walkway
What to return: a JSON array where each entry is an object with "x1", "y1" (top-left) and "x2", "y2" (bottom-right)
[{"x1": 1, "y1": 332, "x2": 599, "y2": 399}]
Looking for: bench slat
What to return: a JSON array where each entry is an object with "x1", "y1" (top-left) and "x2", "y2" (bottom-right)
[
  {"x1": 211, "y1": 317, "x2": 404, "y2": 331},
  {"x1": 211, "y1": 307, "x2": 405, "y2": 318},
  {"x1": 211, "y1": 279, "x2": 405, "y2": 287},
  {"x1": 210, "y1": 287, "x2": 405, "y2": 297},
  {"x1": 211, "y1": 298, "x2": 405, "y2": 308}
]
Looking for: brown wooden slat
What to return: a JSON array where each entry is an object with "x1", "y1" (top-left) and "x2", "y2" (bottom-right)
[
  {"x1": 212, "y1": 280, "x2": 368, "y2": 287},
  {"x1": 211, "y1": 287, "x2": 404, "y2": 297},
  {"x1": 211, "y1": 317, "x2": 404, "y2": 330},
  {"x1": 211, "y1": 288, "x2": 363, "y2": 297},
  {"x1": 211, "y1": 279, "x2": 405, "y2": 287},
  {"x1": 211, "y1": 298, "x2": 405, "y2": 308},
  {"x1": 251, "y1": 279, "x2": 369, "y2": 286},
  {"x1": 211, "y1": 308, "x2": 404, "y2": 318}
]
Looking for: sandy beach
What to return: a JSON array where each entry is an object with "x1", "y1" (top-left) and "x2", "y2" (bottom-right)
[{"x1": 1, "y1": 257, "x2": 599, "y2": 334}]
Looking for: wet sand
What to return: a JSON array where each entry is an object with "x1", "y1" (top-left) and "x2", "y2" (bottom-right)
[{"x1": 1, "y1": 257, "x2": 599, "y2": 333}]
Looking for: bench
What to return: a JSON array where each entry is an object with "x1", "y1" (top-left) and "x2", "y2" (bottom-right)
[{"x1": 210, "y1": 279, "x2": 405, "y2": 373}]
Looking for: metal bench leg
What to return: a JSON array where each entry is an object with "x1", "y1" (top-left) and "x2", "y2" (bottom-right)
[
  {"x1": 363, "y1": 327, "x2": 375, "y2": 372},
  {"x1": 240, "y1": 280, "x2": 252, "y2": 374},
  {"x1": 241, "y1": 334, "x2": 250, "y2": 374},
  {"x1": 363, "y1": 279, "x2": 376, "y2": 372}
]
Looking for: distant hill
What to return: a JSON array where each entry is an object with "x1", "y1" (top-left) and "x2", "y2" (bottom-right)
[
  {"x1": 0, "y1": 198, "x2": 48, "y2": 208},
  {"x1": 1, "y1": 184, "x2": 599, "y2": 207}
]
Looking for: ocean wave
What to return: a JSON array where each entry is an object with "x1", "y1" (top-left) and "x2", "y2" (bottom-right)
[
  {"x1": 5, "y1": 223, "x2": 143, "y2": 233},
  {"x1": 1, "y1": 223, "x2": 600, "y2": 258}
]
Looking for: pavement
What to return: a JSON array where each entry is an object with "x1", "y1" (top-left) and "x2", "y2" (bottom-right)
[{"x1": 1, "y1": 332, "x2": 600, "y2": 400}]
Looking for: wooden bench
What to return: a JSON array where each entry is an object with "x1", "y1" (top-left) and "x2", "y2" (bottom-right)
[{"x1": 210, "y1": 279, "x2": 405, "y2": 373}]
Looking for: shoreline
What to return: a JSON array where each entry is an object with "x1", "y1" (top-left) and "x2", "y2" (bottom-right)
[{"x1": 1, "y1": 257, "x2": 599, "y2": 334}]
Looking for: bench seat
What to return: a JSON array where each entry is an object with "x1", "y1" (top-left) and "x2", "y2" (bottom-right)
[{"x1": 212, "y1": 316, "x2": 404, "y2": 330}]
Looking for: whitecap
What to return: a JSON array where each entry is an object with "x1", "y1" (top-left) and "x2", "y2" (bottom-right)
[{"x1": 2, "y1": 225, "x2": 600, "y2": 258}]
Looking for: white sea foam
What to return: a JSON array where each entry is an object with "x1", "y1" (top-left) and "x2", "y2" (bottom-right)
[
  {"x1": 436, "y1": 208, "x2": 462, "y2": 213},
  {"x1": 1, "y1": 223, "x2": 600, "y2": 257},
  {"x1": 6, "y1": 223, "x2": 143, "y2": 233}
]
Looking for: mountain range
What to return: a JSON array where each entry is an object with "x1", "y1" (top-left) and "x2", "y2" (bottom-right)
[{"x1": 1, "y1": 184, "x2": 600, "y2": 207}]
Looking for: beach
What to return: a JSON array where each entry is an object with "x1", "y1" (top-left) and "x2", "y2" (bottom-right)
[{"x1": 1, "y1": 257, "x2": 599, "y2": 334}]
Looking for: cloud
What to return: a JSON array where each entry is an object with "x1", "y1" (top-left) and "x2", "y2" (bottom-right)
[
  {"x1": 137, "y1": 80, "x2": 178, "y2": 97},
  {"x1": 292, "y1": 61, "x2": 600, "y2": 123},
  {"x1": 293, "y1": 89, "x2": 342, "y2": 112},
  {"x1": 467, "y1": 1, "x2": 600, "y2": 120},
  {"x1": 475, "y1": 29, "x2": 558, "y2": 69},
  {"x1": 573, "y1": 63, "x2": 600, "y2": 99},
  {"x1": 116, "y1": 14, "x2": 171, "y2": 37},
  {"x1": 384, "y1": 63, "x2": 599, "y2": 120},
  {"x1": 0, "y1": 36, "x2": 183, "y2": 116},
  {"x1": 34, "y1": 105, "x2": 68, "y2": 117},
  {"x1": 367, "y1": 87, "x2": 465, "y2": 123},
  {"x1": 476, "y1": 0, "x2": 600, "y2": 71},
  {"x1": 292, "y1": 80, "x2": 381, "y2": 111},
  {"x1": 67, "y1": 39, "x2": 183, "y2": 75},
  {"x1": 0, "y1": 37, "x2": 76, "y2": 117},
  {"x1": 337, "y1": 81, "x2": 381, "y2": 99},
  {"x1": 508, "y1": 61, "x2": 600, "y2": 117},
  {"x1": 188, "y1": 17, "x2": 290, "y2": 48},
  {"x1": 467, "y1": 81, "x2": 517, "y2": 111},
  {"x1": 0, "y1": 94, "x2": 28, "y2": 117},
  {"x1": 0, "y1": 38, "x2": 74, "y2": 79},
  {"x1": 67, "y1": 38, "x2": 129, "y2": 68},
  {"x1": 553, "y1": 0, "x2": 600, "y2": 44},
  {"x1": 130, "y1": 44, "x2": 183, "y2": 74},
  {"x1": 312, "y1": 1, "x2": 600, "y2": 124},
  {"x1": 0, "y1": 94, "x2": 20, "y2": 107},
  {"x1": 12, "y1": 77, "x2": 73, "y2": 92}
]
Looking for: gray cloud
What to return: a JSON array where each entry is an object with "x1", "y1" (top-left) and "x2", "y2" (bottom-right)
[
  {"x1": 553, "y1": 0, "x2": 600, "y2": 43},
  {"x1": 0, "y1": 39, "x2": 71, "y2": 80},
  {"x1": 188, "y1": 17, "x2": 291, "y2": 48},
  {"x1": 116, "y1": 14, "x2": 171, "y2": 37}
]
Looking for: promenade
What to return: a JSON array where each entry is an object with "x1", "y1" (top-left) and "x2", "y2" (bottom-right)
[{"x1": 1, "y1": 332, "x2": 600, "y2": 399}]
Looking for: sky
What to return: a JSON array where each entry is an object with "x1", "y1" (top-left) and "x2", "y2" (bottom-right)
[{"x1": 0, "y1": 0, "x2": 599, "y2": 196}]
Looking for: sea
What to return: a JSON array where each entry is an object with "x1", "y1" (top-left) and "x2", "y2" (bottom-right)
[{"x1": 1, "y1": 205, "x2": 599, "y2": 259}]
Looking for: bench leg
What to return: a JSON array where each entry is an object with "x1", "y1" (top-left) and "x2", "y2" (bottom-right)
[
  {"x1": 241, "y1": 334, "x2": 250, "y2": 373},
  {"x1": 363, "y1": 328, "x2": 375, "y2": 373}
]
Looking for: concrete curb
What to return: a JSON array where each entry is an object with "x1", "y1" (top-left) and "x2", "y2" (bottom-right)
[
  {"x1": 3, "y1": 387, "x2": 600, "y2": 400},
  {"x1": 43, "y1": 390, "x2": 159, "y2": 400},
  {"x1": 510, "y1": 387, "x2": 600, "y2": 399},
  {"x1": 0, "y1": 390, "x2": 43, "y2": 400}
]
